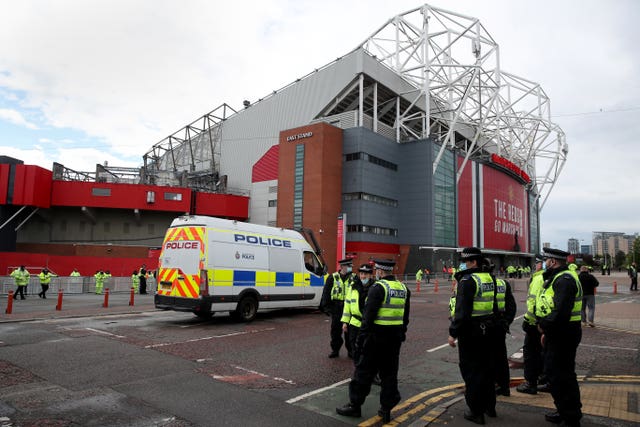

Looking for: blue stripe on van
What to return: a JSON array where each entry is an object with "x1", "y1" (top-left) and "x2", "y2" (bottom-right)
[
  {"x1": 275, "y1": 272, "x2": 294, "y2": 286},
  {"x1": 234, "y1": 270, "x2": 256, "y2": 286},
  {"x1": 310, "y1": 275, "x2": 325, "y2": 287}
]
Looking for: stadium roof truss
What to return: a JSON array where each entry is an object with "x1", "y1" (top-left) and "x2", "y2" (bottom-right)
[{"x1": 360, "y1": 4, "x2": 567, "y2": 209}]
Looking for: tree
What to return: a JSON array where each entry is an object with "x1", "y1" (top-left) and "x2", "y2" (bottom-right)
[
  {"x1": 615, "y1": 250, "x2": 626, "y2": 269},
  {"x1": 626, "y1": 237, "x2": 640, "y2": 266}
]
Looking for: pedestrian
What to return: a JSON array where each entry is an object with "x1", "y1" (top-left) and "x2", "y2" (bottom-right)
[
  {"x1": 94, "y1": 270, "x2": 105, "y2": 295},
  {"x1": 580, "y1": 265, "x2": 599, "y2": 327},
  {"x1": 336, "y1": 259, "x2": 410, "y2": 423},
  {"x1": 483, "y1": 258, "x2": 516, "y2": 397},
  {"x1": 415, "y1": 267, "x2": 423, "y2": 288},
  {"x1": 131, "y1": 269, "x2": 140, "y2": 293},
  {"x1": 447, "y1": 247, "x2": 498, "y2": 424},
  {"x1": 70, "y1": 268, "x2": 81, "y2": 277},
  {"x1": 139, "y1": 264, "x2": 148, "y2": 294},
  {"x1": 516, "y1": 254, "x2": 546, "y2": 395},
  {"x1": 38, "y1": 268, "x2": 56, "y2": 299},
  {"x1": 10, "y1": 265, "x2": 30, "y2": 300},
  {"x1": 629, "y1": 262, "x2": 638, "y2": 291},
  {"x1": 320, "y1": 258, "x2": 354, "y2": 358},
  {"x1": 536, "y1": 248, "x2": 583, "y2": 427}
]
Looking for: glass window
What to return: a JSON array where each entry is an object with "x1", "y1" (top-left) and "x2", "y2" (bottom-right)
[
  {"x1": 268, "y1": 199, "x2": 277, "y2": 207},
  {"x1": 164, "y1": 192, "x2": 183, "y2": 201},
  {"x1": 92, "y1": 188, "x2": 111, "y2": 197}
]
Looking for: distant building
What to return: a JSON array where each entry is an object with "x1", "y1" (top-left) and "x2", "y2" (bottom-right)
[
  {"x1": 543, "y1": 242, "x2": 551, "y2": 249},
  {"x1": 592, "y1": 231, "x2": 635, "y2": 260},
  {"x1": 568, "y1": 238, "x2": 580, "y2": 254},
  {"x1": 580, "y1": 245, "x2": 592, "y2": 255}
]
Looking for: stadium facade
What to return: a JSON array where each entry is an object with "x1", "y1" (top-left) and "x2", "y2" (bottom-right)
[{"x1": 0, "y1": 4, "x2": 566, "y2": 275}]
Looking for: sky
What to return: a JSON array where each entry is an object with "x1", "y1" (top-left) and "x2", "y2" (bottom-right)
[{"x1": 0, "y1": 0, "x2": 638, "y2": 251}]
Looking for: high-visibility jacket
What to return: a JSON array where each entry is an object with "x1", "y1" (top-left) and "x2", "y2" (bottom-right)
[
  {"x1": 131, "y1": 273, "x2": 140, "y2": 289},
  {"x1": 524, "y1": 270, "x2": 545, "y2": 325},
  {"x1": 330, "y1": 272, "x2": 352, "y2": 302},
  {"x1": 39, "y1": 271, "x2": 55, "y2": 284},
  {"x1": 466, "y1": 272, "x2": 495, "y2": 317},
  {"x1": 449, "y1": 282, "x2": 458, "y2": 318},
  {"x1": 373, "y1": 279, "x2": 408, "y2": 326},
  {"x1": 11, "y1": 268, "x2": 30, "y2": 286},
  {"x1": 70, "y1": 271, "x2": 81, "y2": 277},
  {"x1": 341, "y1": 284, "x2": 365, "y2": 327},
  {"x1": 535, "y1": 270, "x2": 583, "y2": 321},
  {"x1": 494, "y1": 277, "x2": 507, "y2": 313}
]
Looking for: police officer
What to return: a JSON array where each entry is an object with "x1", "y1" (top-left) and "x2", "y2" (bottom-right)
[
  {"x1": 10, "y1": 265, "x2": 30, "y2": 300},
  {"x1": 448, "y1": 247, "x2": 498, "y2": 424},
  {"x1": 517, "y1": 254, "x2": 546, "y2": 395},
  {"x1": 320, "y1": 258, "x2": 354, "y2": 358},
  {"x1": 341, "y1": 264, "x2": 374, "y2": 361},
  {"x1": 536, "y1": 248, "x2": 583, "y2": 427},
  {"x1": 336, "y1": 259, "x2": 410, "y2": 423},
  {"x1": 38, "y1": 268, "x2": 55, "y2": 299},
  {"x1": 483, "y1": 258, "x2": 516, "y2": 397}
]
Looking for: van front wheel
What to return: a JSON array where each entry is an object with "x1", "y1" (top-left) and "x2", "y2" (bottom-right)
[{"x1": 234, "y1": 295, "x2": 258, "y2": 322}]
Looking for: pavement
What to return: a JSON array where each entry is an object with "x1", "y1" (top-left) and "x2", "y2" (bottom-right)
[{"x1": 2, "y1": 273, "x2": 640, "y2": 427}]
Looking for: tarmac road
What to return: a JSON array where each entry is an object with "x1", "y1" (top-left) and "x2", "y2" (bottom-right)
[{"x1": 1, "y1": 272, "x2": 639, "y2": 426}]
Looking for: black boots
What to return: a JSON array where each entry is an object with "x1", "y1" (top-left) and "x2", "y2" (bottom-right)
[
  {"x1": 463, "y1": 410, "x2": 486, "y2": 425},
  {"x1": 336, "y1": 403, "x2": 361, "y2": 417},
  {"x1": 516, "y1": 381, "x2": 538, "y2": 395},
  {"x1": 378, "y1": 407, "x2": 391, "y2": 423}
]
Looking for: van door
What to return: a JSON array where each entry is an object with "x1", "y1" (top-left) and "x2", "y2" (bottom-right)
[{"x1": 157, "y1": 226, "x2": 204, "y2": 299}]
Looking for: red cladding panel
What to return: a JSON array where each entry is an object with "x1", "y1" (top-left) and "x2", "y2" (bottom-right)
[
  {"x1": 51, "y1": 181, "x2": 191, "y2": 212},
  {"x1": 481, "y1": 165, "x2": 529, "y2": 252},
  {"x1": 0, "y1": 165, "x2": 9, "y2": 204},
  {"x1": 12, "y1": 165, "x2": 52, "y2": 208},
  {"x1": 194, "y1": 192, "x2": 249, "y2": 220},
  {"x1": 457, "y1": 156, "x2": 474, "y2": 247},
  {"x1": 252, "y1": 145, "x2": 279, "y2": 183}
]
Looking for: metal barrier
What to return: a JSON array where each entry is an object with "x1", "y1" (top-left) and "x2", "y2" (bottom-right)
[{"x1": 1, "y1": 276, "x2": 157, "y2": 296}]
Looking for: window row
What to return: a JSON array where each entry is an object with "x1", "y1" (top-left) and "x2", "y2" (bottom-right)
[
  {"x1": 345, "y1": 152, "x2": 398, "y2": 171},
  {"x1": 343, "y1": 192, "x2": 398, "y2": 207},
  {"x1": 347, "y1": 224, "x2": 398, "y2": 237}
]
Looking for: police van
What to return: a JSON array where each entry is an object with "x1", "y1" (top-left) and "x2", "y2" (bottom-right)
[{"x1": 154, "y1": 215, "x2": 327, "y2": 321}]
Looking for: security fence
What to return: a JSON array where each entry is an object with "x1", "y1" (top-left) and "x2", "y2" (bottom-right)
[{"x1": 1, "y1": 276, "x2": 157, "y2": 296}]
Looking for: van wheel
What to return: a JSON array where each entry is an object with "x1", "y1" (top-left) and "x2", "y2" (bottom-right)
[{"x1": 234, "y1": 295, "x2": 258, "y2": 322}]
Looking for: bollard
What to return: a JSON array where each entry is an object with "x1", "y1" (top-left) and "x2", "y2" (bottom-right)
[
  {"x1": 5, "y1": 290, "x2": 13, "y2": 314},
  {"x1": 56, "y1": 289, "x2": 63, "y2": 311},
  {"x1": 129, "y1": 287, "x2": 135, "y2": 306},
  {"x1": 434, "y1": 279, "x2": 439, "y2": 293},
  {"x1": 613, "y1": 281, "x2": 617, "y2": 294},
  {"x1": 103, "y1": 288, "x2": 110, "y2": 308}
]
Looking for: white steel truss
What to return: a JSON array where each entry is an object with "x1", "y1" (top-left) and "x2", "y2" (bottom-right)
[{"x1": 360, "y1": 3, "x2": 566, "y2": 209}]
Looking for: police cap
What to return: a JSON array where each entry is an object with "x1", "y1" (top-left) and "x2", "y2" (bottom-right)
[
  {"x1": 535, "y1": 254, "x2": 545, "y2": 263},
  {"x1": 338, "y1": 258, "x2": 353, "y2": 266},
  {"x1": 373, "y1": 259, "x2": 395, "y2": 271},
  {"x1": 543, "y1": 247, "x2": 569, "y2": 260},
  {"x1": 358, "y1": 264, "x2": 373, "y2": 273},
  {"x1": 460, "y1": 247, "x2": 483, "y2": 261}
]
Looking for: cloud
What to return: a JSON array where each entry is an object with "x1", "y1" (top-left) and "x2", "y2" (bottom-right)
[{"x1": 0, "y1": 108, "x2": 38, "y2": 129}]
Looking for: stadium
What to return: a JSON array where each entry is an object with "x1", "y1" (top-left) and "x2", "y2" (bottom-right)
[{"x1": 0, "y1": 4, "x2": 566, "y2": 276}]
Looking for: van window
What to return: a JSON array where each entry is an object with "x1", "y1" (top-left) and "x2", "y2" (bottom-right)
[
  {"x1": 161, "y1": 242, "x2": 200, "y2": 275},
  {"x1": 269, "y1": 247, "x2": 301, "y2": 272},
  {"x1": 304, "y1": 251, "x2": 322, "y2": 274}
]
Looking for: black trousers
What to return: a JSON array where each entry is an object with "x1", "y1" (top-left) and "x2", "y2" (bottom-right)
[
  {"x1": 492, "y1": 326, "x2": 510, "y2": 390},
  {"x1": 39, "y1": 284, "x2": 50, "y2": 298},
  {"x1": 522, "y1": 323, "x2": 544, "y2": 386},
  {"x1": 349, "y1": 332, "x2": 402, "y2": 410},
  {"x1": 14, "y1": 285, "x2": 26, "y2": 299},
  {"x1": 139, "y1": 277, "x2": 147, "y2": 294},
  {"x1": 545, "y1": 328, "x2": 582, "y2": 423},
  {"x1": 631, "y1": 277, "x2": 638, "y2": 291},
  {"x1": 330, "y1": 302, "x2": 350, "y2": 354},
  {"x1": 347, "y1": 324, "x2": 360, "y2": 358},
  {"x1": 458, "y1": 327, "x2": 496, "y2": 415}
]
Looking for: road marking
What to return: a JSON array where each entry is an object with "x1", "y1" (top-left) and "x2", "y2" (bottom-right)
[
  {"x1": 85, "y1": 327, "x2": 125, "y2": 338},
  {"x1": 233, "y1": 365, "x2": 295, "y2": 384},
  {"x1": 286, "y1": 378, "x2": 351, "y2": 403},
  {"x1": 580, "y1": 343, "x2": 638, "y2": 352},
  {"x1": 144, "y1": 327, "x2": 275, "y2": 348}
]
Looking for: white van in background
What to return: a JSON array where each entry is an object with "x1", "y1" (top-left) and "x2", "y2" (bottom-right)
[{"x1": 154, "y1": 215, "x2": 326, "y2": 321}]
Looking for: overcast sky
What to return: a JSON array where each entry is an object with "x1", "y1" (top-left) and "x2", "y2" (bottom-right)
[{"x1": 0, "y1": 0, "x2": 638, "y2": 251}]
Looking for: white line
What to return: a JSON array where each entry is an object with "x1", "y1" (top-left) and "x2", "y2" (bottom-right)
[
  {"x1": 144, "y1": 327, "x2": 275, "y2": 348},
  {"x1": 286, "y1": 378, "x2": 351, "y2": 404},
  {"x1": 233, "y1": 365, "x2": 295, "y2": 385},
  {"x1": 579, "y1": 343, "x2": 638, "y2": 352},
  {"x1": 427, "y1": 343, "x2": 450, "y2": 353},
  {"x1": 85, "y1": 327, "x2": 125, "y2": 338},
  {"x1": 428, "y1": 314, "x2": 526, "y2": 353}
]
